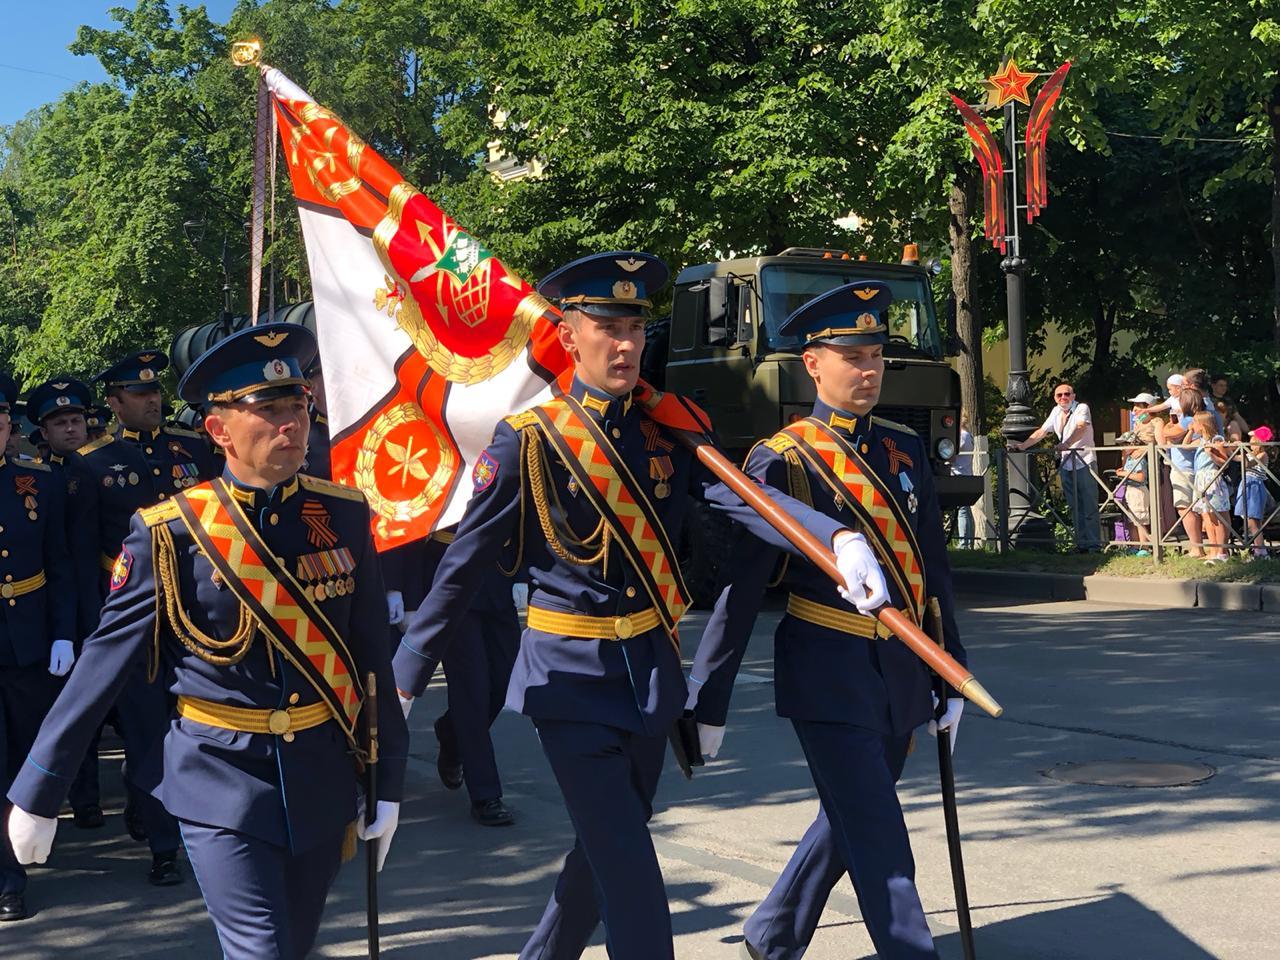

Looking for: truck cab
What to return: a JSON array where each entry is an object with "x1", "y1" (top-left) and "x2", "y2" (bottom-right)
[{"x1": 655, "y1": 247, "x2": 983, "y2": 508}]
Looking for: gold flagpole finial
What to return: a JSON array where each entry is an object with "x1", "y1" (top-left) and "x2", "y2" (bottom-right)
[{"x1": 231, "y1": 38, "x2": 262, "y2": 67}]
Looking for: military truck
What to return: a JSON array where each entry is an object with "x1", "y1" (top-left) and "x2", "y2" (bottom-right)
[{"x1": 641, "y1": 246, "x2": 983, "y2": 603}]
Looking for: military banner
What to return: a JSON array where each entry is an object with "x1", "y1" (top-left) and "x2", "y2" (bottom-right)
[{"x1": 258, "y1": 64, "x2": 571, "y2": 549}]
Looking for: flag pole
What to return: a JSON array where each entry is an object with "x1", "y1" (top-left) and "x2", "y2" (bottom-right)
[{"x1": 233, "y1": 38, "x2": 267, "y2": 326}]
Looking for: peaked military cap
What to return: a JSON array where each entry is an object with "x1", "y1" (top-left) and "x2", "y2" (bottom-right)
[
  {"x1": 27, "y1": 377, "x2": 93, "y2": 422},
  {"x1": 779, "y1": 281, "x2": 894, "y2": 348},
  {"x1": 178, "y1": 322, "x2": 318, "y2": 406},
  {"x1": 97, "y1": 349, "x2": 168, "y2": 392},
  {"x1": 538, "y1": 251, "x2": 669, "y2": 319},
  {"x1": 85, "y1": 404, "x2": 113, "y2": 431},
  {"x1": 0, "y1": 372, "x2": 18, "y2": 412}
]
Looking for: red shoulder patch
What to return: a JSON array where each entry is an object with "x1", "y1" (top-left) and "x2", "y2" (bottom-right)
[{"x1": 110, "y1": 550, "x2": 133, "y2": 591}]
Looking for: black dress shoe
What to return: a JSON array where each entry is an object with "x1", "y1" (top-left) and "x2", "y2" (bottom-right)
[
  {"x1": 73, "y1": 805, "x2": 105, "y2": 829},
  {"x1": 0, "y1": 893, "x2": 27, "y2": 921},
  {"x1": 434, "y1": 719, "x2": 464, "y2": 791},
  {"x1": 470, "y1": 798, "x2": 515, "y2": 827},
  {"x1": 148, "y1": 854, "x2": 184, "y2": 887},
  {"x1": 124, "y1": 804, "x2": 148, "y2": 842}
]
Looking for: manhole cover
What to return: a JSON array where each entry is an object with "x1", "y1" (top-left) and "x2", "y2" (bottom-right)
[{"x1": 1042, "y1": 759, "x2": 1215, "y2": 788}]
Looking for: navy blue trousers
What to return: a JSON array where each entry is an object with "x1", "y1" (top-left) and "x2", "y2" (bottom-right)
[
  {"x1": 181, "y1": 820, "x2": 344, "y2": 960},
  {"x1": 437, "y1": 606, "x2": 519, "y2": 803},
  {"x1": 114, "y1": 666, "x2": 181, "y2": 855},
  {"x1": 0, "y1": 663, "x2": 59, "y2": 894},
  {"x1": 744, "y1": 722, "x2": 936, "y2": 960},
  {"x1": 521, "y1": 719, "x2": 671, "y2": 960}
]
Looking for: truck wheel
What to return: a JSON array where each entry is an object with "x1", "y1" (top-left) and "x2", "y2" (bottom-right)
[{"x1": 681, "y1": 500, "x2": 735, "y2": 609}]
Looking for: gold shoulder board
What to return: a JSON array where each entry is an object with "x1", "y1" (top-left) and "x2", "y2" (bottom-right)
[
  {"x1": 140, "y1": 500, "x2": 181, "y2": 527},
  {"x1": 77, "y1": 434, "x2": 115, "y2": 455},
  {"x1": 299, "y1": 474, "x2": 367, "y2": 502},
  {"x1": 504, "y1": 409, "x2": 540, "y2": 431},
  {"x1": 17, "y1": 460, "x2": 51, "y2": 473},
  {"x1": 872, "y1": 416, "x2": 917, "y2": 436},
  {"x1": 763, "y1": 433, "x2": 797, "y2": 455}
]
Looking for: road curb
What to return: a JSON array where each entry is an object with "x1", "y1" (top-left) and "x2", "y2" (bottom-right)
[{"x1": 954, "y1": 567, "x2": 1272, "y2": 611}]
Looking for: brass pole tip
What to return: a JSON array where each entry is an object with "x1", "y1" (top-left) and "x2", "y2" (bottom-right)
[
  {"x1": 958, "y1": 677, "x2": 1004, "y2": 718},
  {"x1": 231, "y1": 38, "x2": 262, "y2": 67}
]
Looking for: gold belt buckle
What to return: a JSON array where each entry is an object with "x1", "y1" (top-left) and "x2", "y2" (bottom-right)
[
  {"x1": 613, "y1": 615, "x2": 635, "y2": 639},
  {"x1": 0, "y1": 584, "x2": 12, "y2": 599},
  {"x1": 267, "y1": 709, "x2": 293, "y2": 736}
]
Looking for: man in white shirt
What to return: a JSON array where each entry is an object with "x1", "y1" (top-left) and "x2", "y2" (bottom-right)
[{"x1": 1011, "y1": 382, "x2": 1102, "y2": 551}]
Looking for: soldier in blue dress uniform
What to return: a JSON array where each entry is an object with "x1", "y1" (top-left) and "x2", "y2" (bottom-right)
[
  {"x1": 392, "y1": 252, "x2": 883, "y2": 960},
  {"x1": 303, "y1": 359, "x2": 331, "y2": 480},
  {"x1": 384, "y1": 531, "x2": 519, "y2": 826},
  {"x1": 8, "y1": 324, "x2": 408, "y2": 958},
  {"x1": 0, "y1": 373, "x2": 77, "y2": 921},
  {"x1": 26, "y1": 377, "x2": 107, "y2": 829},
  {"x1": 689, "y1": 282, "x2": 968, "y2": 960},
  {"x1": 64, "y1": 349, "x2": 219, "y2": 882}
]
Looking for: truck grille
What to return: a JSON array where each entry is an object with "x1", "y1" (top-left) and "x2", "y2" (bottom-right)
[{"x1": 875, "y1": 406, "x2": 932, "y2": 438}]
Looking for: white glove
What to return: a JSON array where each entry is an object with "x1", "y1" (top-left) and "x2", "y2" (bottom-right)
[
  {"x1": 398, "y1": 693, "x2": 414, "y2": 719},
  {"x1": 833, "y1": 531, "x2": 889, "y2": 615},
  {"x1": 929, "y1": 696, "x2": 965, "y2": 753},
  {"x1": 386, "y1": 590, "x2": 405, "y2": 626},
  {"x1": 48, "y1": 639, "x2": 75, "y2": 677},
  {"x1": 697, "y1": 723, "x2": 725, "y2": 759},
  {"x1": 8, "y1": 806, "x2": 57, "y2": 864},
  {"x1": 355, "y1": 799, "x2": 400, "y2": 871}
]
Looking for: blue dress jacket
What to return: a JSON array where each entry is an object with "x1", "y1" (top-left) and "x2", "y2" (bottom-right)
[
  {"x1": 392, "y1": 377, "x2": 845, "y2": 738},
  {"x1": 0, "y1": 456, "x2": 76, "y2": 667},
  {"x1": 9, "y1": 469, "x2": 408, "y2": 854},
  {"x1": 692, "y1": 400, "x2": 967, "y2": 736},
  {"x1": 67, "y1": 424, "x2": 218, "y2": 636}
]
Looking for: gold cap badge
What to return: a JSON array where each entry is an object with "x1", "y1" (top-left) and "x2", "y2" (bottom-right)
[{"x1": 254, "y1": 331, "x2": 290, "y2": 348}]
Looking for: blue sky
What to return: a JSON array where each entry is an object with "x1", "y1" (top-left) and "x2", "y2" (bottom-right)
[{"x1": 0, "y1": 1, "x2": 238, "y2": 126}]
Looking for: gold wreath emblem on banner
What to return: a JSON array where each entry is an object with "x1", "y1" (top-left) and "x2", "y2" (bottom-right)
[{"x1": 354, "y1": 403, "x2": 455, "y2": 539}]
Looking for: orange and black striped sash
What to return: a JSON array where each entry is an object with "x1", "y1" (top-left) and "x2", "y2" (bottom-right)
[
  {"x1": 772, "y1": 419, "x2": 926, "y2": 621},
  {"x1": 529, "y1": 395, "x2": 688, "y2": 648},
  {"x1": 175, "y1": 480, "x2": 364, "y2": 747}
]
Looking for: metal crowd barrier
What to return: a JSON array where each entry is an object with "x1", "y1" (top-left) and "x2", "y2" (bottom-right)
[{"x1": 949, "y1": 440, "x2": 1280, "y2": 563}]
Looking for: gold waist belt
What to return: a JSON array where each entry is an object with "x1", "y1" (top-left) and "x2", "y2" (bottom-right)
[
  {"x1": 786, "y1": 594, "x2": 908, "y2": 640},
  {"x1": 0, "y1": 570, "x2": 46, "y2": 600},
  {"x1": 177, "y1": 695, "x2": 331, "y2": 743},
  {"x1": 526, "y1": 604, "x2": 662, "y2": 640}
]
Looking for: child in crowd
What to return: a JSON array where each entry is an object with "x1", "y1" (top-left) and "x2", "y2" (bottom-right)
[
  {"x1": 1235, "y1": 426, "x2": 1274, "y2": 560},
  {"x1": 1161, "y1": 388, "x2": 1206, "y2": 556},
  {"x1": 1188, "y1": 410, "x2": 1230, "y2": 563}
]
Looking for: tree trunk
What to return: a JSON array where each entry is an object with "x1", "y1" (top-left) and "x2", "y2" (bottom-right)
[
  {"x1": 948, "y1": 167, "x2": 985, "y2": 432},
  {"x1": 1090, "y1": 298, "x2": 1115, "y2": 394}
]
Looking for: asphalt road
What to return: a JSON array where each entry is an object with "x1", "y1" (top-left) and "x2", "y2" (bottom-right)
[{"x1": 5, "y1": 597, "x2": 1277, "y2": 958}]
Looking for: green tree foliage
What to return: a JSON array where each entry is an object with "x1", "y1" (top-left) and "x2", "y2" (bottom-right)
[{"x1": 0, "y1": 0, "x2": 1276, "y2": 427}]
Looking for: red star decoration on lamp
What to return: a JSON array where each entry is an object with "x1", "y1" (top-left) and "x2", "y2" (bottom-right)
[{"x1": 986, "y1": 59, "x2": 1037, "y2": 107}]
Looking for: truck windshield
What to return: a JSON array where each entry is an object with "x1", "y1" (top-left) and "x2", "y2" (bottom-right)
[{"x1": 758, "y1": 266, "x2": 943, "y2": 359}]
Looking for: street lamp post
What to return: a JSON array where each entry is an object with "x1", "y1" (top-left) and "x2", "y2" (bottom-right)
[{"x1": 997, "y1": 98, "x2": 1051, "y2": 546}]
